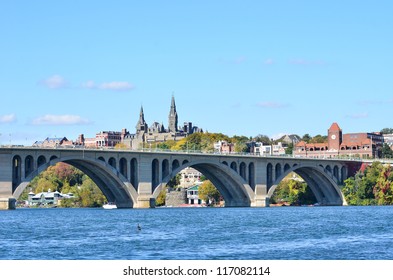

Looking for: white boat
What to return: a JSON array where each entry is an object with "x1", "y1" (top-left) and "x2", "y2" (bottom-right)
[{"x1": 103, "y1": 202, "x2": 117, "y2": 209}]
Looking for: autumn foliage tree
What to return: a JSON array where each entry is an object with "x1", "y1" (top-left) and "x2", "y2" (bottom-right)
[
  {"x1": 342, "y1": 162, "x2": 393, "y2": 205},
  {"x1": 198, "y1": 180, "x2": 221, "y2": 205},
  {"x1": 21, "y1": 163, "x2": 106, "y2": 207}
]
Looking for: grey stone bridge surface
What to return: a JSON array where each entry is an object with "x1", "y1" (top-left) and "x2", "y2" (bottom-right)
[{"x1": 0, "y1": 147, "x2": 362, "y2": 210}]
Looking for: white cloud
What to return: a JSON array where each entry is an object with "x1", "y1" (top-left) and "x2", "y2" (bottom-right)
[
  {"x1": 40, "y1": 75, "x2": 68, "y2": 89},
  {"x1": 0, "y1": 114, "x2": 17, "y2": 124},
  {"x1": 31, "y1": 114, "x2": 91, "y2": 125},
  {"x1": 99, "y1": 81, "x2": 134, "y2": 91},
  {"x1": 264, "y1": 58, "x2": 274, "y2": 65}
]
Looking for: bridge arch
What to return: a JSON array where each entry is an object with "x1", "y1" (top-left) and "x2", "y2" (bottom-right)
[
  {"x1": 108, "y1": 157, "x2": 116, "y2": 169},
  {"x1": 25, "y1": 155, "x2": 34, "y2": 178},
  {"x1": 12, "y1": 155, "x2": 22, "y2": 193},
  {"x1": 152, "y1": 159, "x2": 254, "y2": 207},
  {"x1": 248, "y1": 162, "x2": 255, "y2": 189},
  {"x1": 239, "y1": 162, "x2": 247, "y2": 180},
  {"x1": 162, "y1": 159, "x2": 170, "y2": 180},
  {"x1": 130, "y1": 158, "x2": 138, "y2": 190},
  {"x1": 119, "y1": 158, "x2": 127, "y2": 177},
  {"x1": 37, "y1": 155, "x2": 46, "y2": 167},
  {"x1": 267, "y1": 163, "x2": 346, "y2": 206},
  {"x1": 12, "y1": 155, "x2": 137, "y2": 208}
]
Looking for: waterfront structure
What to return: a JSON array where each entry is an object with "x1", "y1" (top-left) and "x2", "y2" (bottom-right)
[
  {"x1": 0, "y1": 146, "x2": 364, "y2": 210},
  {"x1": 186, "y1": 185, "x2": 202, "y2": 205},
  {"x1": 295, "y1": 123, "x2": 383, "y2": 159},
  {"x1": 123, "y1": 96, "x2": 202, "y2": 149},
  {"x1": 27, "y1": 189, "x2": 74, "y2": 206}
]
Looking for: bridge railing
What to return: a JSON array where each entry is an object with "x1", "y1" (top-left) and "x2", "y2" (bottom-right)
[{"x1": 3, "y1": 145, "x2": 393, "y2": 164}]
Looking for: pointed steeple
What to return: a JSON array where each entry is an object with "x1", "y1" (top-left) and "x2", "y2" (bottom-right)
[
  {"x1": 136, "y1": 106, "x2": 148, "y2": 133},
  {"x1": 139, "y1": 106, "x2": 145, "y2": 121},
  {"x1": 168, "y1": 95, "x2": 178, "y2": 132}
]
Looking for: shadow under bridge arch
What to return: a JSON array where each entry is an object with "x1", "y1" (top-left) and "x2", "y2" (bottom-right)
[
  {"x1": 267, "y1": 165, "x2": 346, "y2": 206},
  {"x1": 154, "y1": 160, "x2": 254, "y2": 207},
  {"x1": 58, "y1": 157, "x2": 137, "y2": 208}
]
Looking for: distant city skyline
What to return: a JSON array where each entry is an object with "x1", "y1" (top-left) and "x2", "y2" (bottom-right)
[{"x1": 1, "y1": 1, "x2": 392, "y2": 146}]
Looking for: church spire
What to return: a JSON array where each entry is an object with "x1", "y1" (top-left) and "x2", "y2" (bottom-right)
[
  {"x1": 136, "y1": 106, "x2": 147, "y2": 133},
  {"x1": 168, "y1": 95, "x2": 178, "y2": 132},
  {"x1": 139, "y1": 106, "x2": 145, "y2": 121}
]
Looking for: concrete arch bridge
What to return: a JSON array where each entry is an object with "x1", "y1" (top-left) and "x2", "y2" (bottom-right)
[{"x1": 0, "y1": 147, "x2": 362, "y2": 210}]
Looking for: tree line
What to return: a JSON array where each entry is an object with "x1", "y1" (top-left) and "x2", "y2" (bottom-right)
[
  {"x1": 19, "y1": 162, "x2": 106, "y2": 207},
  {"x1": 342, "y1": 162, "x2": 393, "y2": 205},
  {"x1": 144, "y1": 127, "x2": 393, "y2": 158}
]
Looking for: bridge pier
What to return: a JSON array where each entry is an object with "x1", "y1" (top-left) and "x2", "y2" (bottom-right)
[
  {"x1": 0, "y1": 152, "x2": 16, "y2": 210},
  {"x1": 135, "y1": 180, "x2": 156, "y2": 208},
  {"x1": 252, "y1": 184, "x2": 270, "y2": 207},
  {"x1": 0, "y1": 197, "x2": 16, "y2": 210},
  {"x1": 135, "y1": 196, "x2": 155, "y2": 208}
]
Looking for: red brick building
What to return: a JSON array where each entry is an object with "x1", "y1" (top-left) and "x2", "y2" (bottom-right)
[{"x1": 295, "y1": 123, "x2": 383, "y2": 159}]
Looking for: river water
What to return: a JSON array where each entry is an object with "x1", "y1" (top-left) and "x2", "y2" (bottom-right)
[{"x1": 1, "y1": 206, "x2": 392, "y2": 260}]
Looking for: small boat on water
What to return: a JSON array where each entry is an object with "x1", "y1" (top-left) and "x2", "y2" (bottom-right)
[{"x1": 103, "y1": 202, "x2": 117, "y2": 209}]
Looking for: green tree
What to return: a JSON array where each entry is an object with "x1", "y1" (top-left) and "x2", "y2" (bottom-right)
[
  {"x1": 310, "y1": 135, "x2": 327, "y2": 144},
  {"x1": 156, "y1": 140, "x2": 176, "y2": 150},
  {"x1": 285, "y1": 142, "x2": 294, "y2": 155},
  {"x1": 253, "y1": 134, "x2": 271, "y2": 144},
  {"x1": 381, "y1": 128, "x2": 393, "y2": 134},
  {"x1": 270, "y1": 174, "x2": 316, "y2": 205},
  {"x1": 234, "y1": 141, "x2": 248, "y2": 153},
  {"x1": 382, "y1": 143, "x2": 393, "y2": 158},
  {"x1": 21, "y1": 163, "x2": 106, "y2": 208},
  {"x1": 198, "y1": 180, "x2": 220, "y2": 205},
  {"x1": 167, "y1": 174, "x2": 181, "y2": 188},
  {"x1": 155, "y1": 187, "x2": 167, "y2": 206},
  {"x1": 341, "y1": 161, "x2": 388, "y2": 205},
  {"x1": 341, "y1": 177, "x2": 361, "y2": 205},
  {"x1": 76, "y1": 176, "x2": 106, "y2": 207},
  {"x1": 373, "y1": 165, "x2": 393, "y2": 205},
  {"x1": 301, "y1": 134, "x2": 312, "y2": 143},
  {"x1": 115, "y1": 142, "x2": 128, "y2": 149}
]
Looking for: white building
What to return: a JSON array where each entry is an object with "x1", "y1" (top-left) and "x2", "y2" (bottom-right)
[
  {"x1": 253, "y1": 142, "x2": 286, "y2": 156},
  {"x1": 28, "y1": 189, "x2": 74, "y2": 206},
  {"x1": 186, "y1": 185, "x2": 202, "y2": 205},
  {"x1": 179, "y1": 167, "x2": 202, "y2": 188},
  {"x1": 384, "y1": 134, "x2": 393, "y2": 147}
]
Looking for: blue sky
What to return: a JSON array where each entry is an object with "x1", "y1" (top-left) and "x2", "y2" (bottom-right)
[{"x1": 1, "y1": 1, "x2": 392, "y2": 145}]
